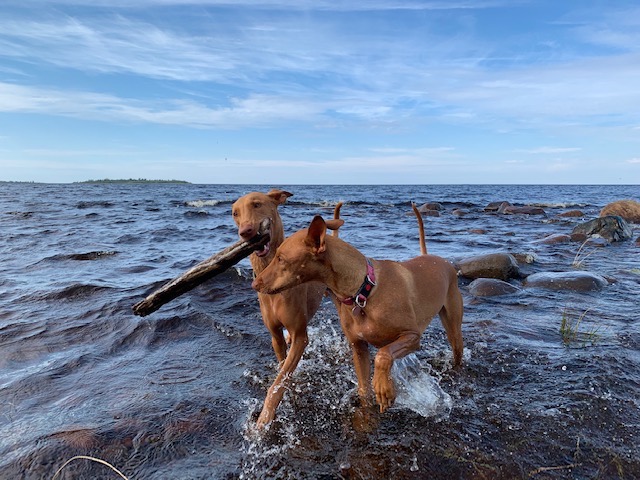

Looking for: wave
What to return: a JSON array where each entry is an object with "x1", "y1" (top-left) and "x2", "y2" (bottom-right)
[
  {"x1": 185, "y1": 199, "x2": 222, "y2": 208},
  {"x1": 35, "y1": 283, "x2": 114, "y2": 301}
]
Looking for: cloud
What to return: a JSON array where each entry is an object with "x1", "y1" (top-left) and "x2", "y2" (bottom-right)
[
  {"x1": 628, "y1": 158, "x2": 640, "y2": 164},
  {"x1": 516, "y1": 147, "x2": 582, "y2": 154},
  {"x1": 2, "y1": 2, "x2": 640, "y2": 133}
]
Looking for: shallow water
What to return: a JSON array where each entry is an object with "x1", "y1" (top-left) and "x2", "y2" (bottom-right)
[{"x1": 1, "y1": 183, "x2": 639, "y2": 479}]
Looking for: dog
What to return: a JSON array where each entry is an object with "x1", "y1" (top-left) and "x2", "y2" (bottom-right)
[
  {"x1": 231, "y1": 190, "x2": 343, "y2": 427},
  {"x1": 252, "y1": 203, "x2": 463, "y2": 415}
]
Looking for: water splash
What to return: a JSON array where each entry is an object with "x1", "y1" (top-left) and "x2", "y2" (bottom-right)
[{"x1": 392, "y1": 354, "x2": 452, "y2": 421}]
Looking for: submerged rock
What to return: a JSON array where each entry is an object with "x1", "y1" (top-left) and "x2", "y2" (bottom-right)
[
  {"x1": 524, "y1": 271, "x2": 608, "y2": 292},
  {"x1": 600, "y1": 199, "x2": 640, "y2": 224},
  {"x1": 468, "y1": 278, "x2": 522, "y2": 297},
  {"x1": 536, "y1": 233, "x2": 572, "y2": 245},
  {"x1": 572, "y1": 215, "x2": 632, "y2": 243},
  {"x1": 484, "y1": 201, "x2": 510, "y2": 212},
  {"x1": 457, "y1": 253, "x2": 522, "y2": 281},
  {"x1": 557, "y1": 210, "x2": 585, "y2": 218},
  {"x1": 498, "y1": 203, "x2": 546, "y2": 215},
  {"x1": 418, "y1": 202, "x2": 443, "y2": 212}
]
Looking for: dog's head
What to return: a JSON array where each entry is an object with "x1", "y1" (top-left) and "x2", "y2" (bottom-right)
[
  {"x1": 231, "y1": 189, "x2": 292, "y2": 258},
  {"x1": 252, "y1": 215, "x2": 343, "y2": 294}
]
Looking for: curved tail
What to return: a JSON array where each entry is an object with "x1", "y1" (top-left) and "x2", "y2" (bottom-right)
[
  {"x1": 332, "y1": 201, "x2": 344, "y2": 237},
  {"x1": 411, "y1": 202, "x2": 427, "y2": 255}
]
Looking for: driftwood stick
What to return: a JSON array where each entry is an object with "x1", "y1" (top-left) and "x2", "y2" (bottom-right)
[{"x1": 132, "y1": 218, "x2": 270, "y2": 317}]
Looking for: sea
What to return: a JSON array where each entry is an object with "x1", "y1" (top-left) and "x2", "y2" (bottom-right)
[{"x1": 1, "y1": 183, "x2": 639, "y2": 479}]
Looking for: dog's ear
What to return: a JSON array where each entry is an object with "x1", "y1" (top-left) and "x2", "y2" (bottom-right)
[
  {"x1": 267, "y1": 189, "x2": 293, "y2": 205},
  {"x1": 306, "y1": 215, "x2": 327, "y2": 254},
  {"x1": 325, "y1": 219, "x2": 344, "y2": 231}
]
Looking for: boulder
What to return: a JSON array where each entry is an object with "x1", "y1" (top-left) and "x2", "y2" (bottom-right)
[
  {"x1": 557, "y1": 210, "x2": 585, "y2": 218},
  {"x1": 484, "y1": 201, "x2": 510, "y2": 212},
  {"x1": 571, "y1": 215, "x2": 632, "y2": 243},
  {"x1": 524, "y1": 271, "x2": 608, "y2": 292},
  {"x1": 418, "y1": 202, "x2": 443, "y2": 212},
  {"x1": 468, "y1": 278, "x2": 522, "y2": 297},
  {"x1": 498, "y1": 203, "x2": 546, "y2": 215},
  {"x1": 452, "y1": 208, "x2": 467, "y2": 217},
  {"x1": 457, "y1": 253, "x2": 522, "y2": 281},
  {"x1": 536, "y1": 233, "x2": 572, "y2": 245},
  {"x1": 600, "y1": 200, "x2": 640, "y2": 224}
]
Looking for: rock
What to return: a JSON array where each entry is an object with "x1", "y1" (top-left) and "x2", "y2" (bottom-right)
[
  {"x1": 557, "y1": 210, "x2": 585, "y2": 218},
  {"x1": 484, "y1": 201, "x2": 510, "y2": 212},
  {"x1": 571, "y1": 215, "x2": 632, "y2": 243},
  {"x1": 457, "y1": 253, "x2": 522, "y2": 281},
  {"x1": 536, "y1": 233, "x2": 572, "y2": 245},
  {"x1": 469, "y1": 228, "x2": 487, "y2": 235},
  {"x1": 524, "y1": 271, "x2": 608, "y2": 292},
  {"x1": 511, "y1": 252, "x2": 537, "y2": 264},
  {"x1": 418, "y1": 202, "x2": 443, "y2": 212},
  {"x1": 468, "y1": 278, "x2": 522, "y2": 297},
  {"x1": 452, "y1": 208, "x2": 467, "y2": 217},
  {"x1": 498, "y1": 203, "x2": 546, "y2": 215},
  {"x1": 419, "y1": 209, "x2": 440, "y2": 217},
  {"x1": 600, "y1": 199, "x2": 640, "y2": 224}
]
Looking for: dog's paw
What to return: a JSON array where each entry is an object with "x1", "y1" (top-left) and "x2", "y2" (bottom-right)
[{"x1": 373, "y1": 374, "x2": 396, "y2": 413}]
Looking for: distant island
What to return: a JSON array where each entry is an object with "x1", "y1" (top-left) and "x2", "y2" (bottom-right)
[{"x1": 77, "y1": 179, "x2": 190, "y2": 184}]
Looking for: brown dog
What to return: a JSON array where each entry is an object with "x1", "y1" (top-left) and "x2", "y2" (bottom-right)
[
  {"x1": 252, "y1": 204, "x2": 463, "y2": 414},
  {"x1": 231, "y1": 190, "x2": 343, "y2": 427}
]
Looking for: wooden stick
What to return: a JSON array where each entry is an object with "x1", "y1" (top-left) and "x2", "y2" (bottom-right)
[{"x1": 132, "y1": 218, "x2": 270, "y2": 317}]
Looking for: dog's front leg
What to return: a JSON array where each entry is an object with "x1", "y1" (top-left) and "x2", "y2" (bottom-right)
[
  {"x1": 256, "y1": 330, "x2": 308, "y2": 428},
  {"x1": 351, "y1": 339, "x2": 372, "y2": 406},
  {"x1": 373, "y1": 333, "x2": 420, "y2": 413}
]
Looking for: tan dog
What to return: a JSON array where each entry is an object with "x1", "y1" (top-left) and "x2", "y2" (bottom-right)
[
  {"x1": 231, "y1": 190, "x2": 343, "y2": 427},
  {"x1": 252, "y1": 204, "x2": 463, "y2": 414}
]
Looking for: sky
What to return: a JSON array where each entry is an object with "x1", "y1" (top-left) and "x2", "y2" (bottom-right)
[{"x1": 0, "y1": 0, "x2": 639, "y2": 184}]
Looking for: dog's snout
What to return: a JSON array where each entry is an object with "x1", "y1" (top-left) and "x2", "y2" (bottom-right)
[
  {"x1": 251, "y1": 277, "x2": 262, "y2": 291},
  {"x1": 239, "y1": 224, "x2": 256, "y2": 240}
]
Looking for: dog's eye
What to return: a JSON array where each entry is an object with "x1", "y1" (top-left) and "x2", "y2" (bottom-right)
[{"x1": 253, "y1": 202, "x2": 262, "y2": 209}]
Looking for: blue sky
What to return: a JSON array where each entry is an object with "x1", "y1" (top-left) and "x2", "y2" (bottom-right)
[{"x1": 1, "y1": 0, "x2": 639, "y2": 184}]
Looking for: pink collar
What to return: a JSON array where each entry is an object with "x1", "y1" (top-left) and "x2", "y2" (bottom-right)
[{"x1": 340, "y1": 258, "x2": 376, "y2": 316}]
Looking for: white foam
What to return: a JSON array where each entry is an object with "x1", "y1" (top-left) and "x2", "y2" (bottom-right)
[{"x1": 186, "y1": 199, "x2": 220, "y2": 208}]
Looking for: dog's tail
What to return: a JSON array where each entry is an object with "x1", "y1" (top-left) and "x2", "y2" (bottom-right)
[
  {"x1": 411, "y1": 202, "x2": 427, "y2": 255},
  {"x1": 331, "y1": 201, "x2": 344, "y2": 237}
]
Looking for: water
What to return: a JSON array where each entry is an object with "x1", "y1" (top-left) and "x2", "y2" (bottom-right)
[{"x1": 1, "y1": 183, "x2": 639, "y2": 479}]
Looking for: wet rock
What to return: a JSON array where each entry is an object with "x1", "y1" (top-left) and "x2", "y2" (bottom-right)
[
  {"x1": 457, "y1": 253, "x2": 522, "y2": 280},
  {"x1": 452, "y1": 208, "x2": 467, "y2": 217},
  {"x1": 557, "y1": 210, "x2": 585, "y2": 218},
  {"x1": 468, "y1": 278, "x2": 522, "y2": 297},
  {"x1": 600, "y1": 199, "x2": 640, "y2": 223},
  {"x1": 69, "y1": 251, "x2": 117, "y2": 261},
  {"x1": 571, "y1": 215, "x2": 632, "y2": 243},
  {"x1": 524, "y1": 271, "x2": 608, "y2": 292},
  {"x1": 469, "y1": 228, "x2": 487, "y2": 235},
  {"x1": 498, "y1": 203, "x2": 546, "y2": 215},
  {"x1": 419, "y1": 209, "x2": 440, "y2": 217},
  {"x1": 418, "y1": 202, "x2": 443, "y2": 212},
  {"x1": 535, "y1": 233, "x2": 572, "y2": 245},
  {"x1": 511, "y1": 252, "x2": 536, "y2": 264},
  {"x1": 484, "y1": 201, "x2": 510, "y2": 212}
]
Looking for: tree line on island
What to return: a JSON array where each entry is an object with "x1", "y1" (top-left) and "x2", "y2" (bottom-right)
[{"x1": 77, "y1": 179, "x2": 190, "y2": 184}]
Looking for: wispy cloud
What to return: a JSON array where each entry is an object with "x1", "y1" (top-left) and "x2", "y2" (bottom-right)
[{"x1": 516, "y1": 147, "x2": 582, "y2": 154}]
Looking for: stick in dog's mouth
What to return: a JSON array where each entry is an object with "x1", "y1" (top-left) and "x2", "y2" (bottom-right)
[{"x1": 253, "y1": 218, "x2": 272, "y2": 256}]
